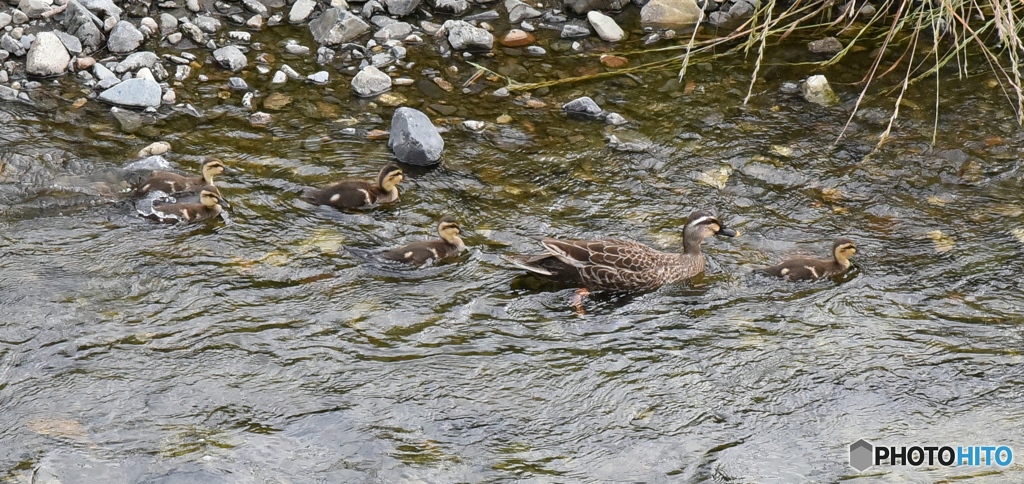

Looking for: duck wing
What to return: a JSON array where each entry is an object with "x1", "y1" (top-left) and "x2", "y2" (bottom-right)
[{"x1": 539, "y1": 238, "x2": 662, "y2": 272}]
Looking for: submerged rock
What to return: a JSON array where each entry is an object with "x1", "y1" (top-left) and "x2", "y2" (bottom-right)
[
  {"x1": 213, "y1": 45, "x2": 247, "y2": 71},
  {"x1": 26, "y1": 32, "x2": 70, "y2": 77},
  {"x1": 562, "y1": 96, "x2": 603, "y2": 116},
  {"x1": 801, "y1": 74, "x2": 839, "y2": 106},
  {"x1": 563, "y1": 0, "x2": 629, "y2": 15},
  {"x1": 98, "y1": 77, "x2": 162, "y2": 108},
  {"x1": 388, "y1": 107, "x2": 444, "y2": 165},
  {"x1": 808, "y1": 37, "x2": 843, "y2": 55},
  {"x1": 309, "y1": 7, "x2": 370, "y2": 45},
  {"x1": 640, "y1": 0, "x2": 702, "y2": 26}
]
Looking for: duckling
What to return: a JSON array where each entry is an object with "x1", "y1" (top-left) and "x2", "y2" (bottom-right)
[
  {"x1": 508, "y1": 211, "x2": 739, "y2": 292},
  {"x1": 132, "y1": 158, "x2": 227, "y2": 197},
  {"x1": 379, "y1": 216, "x2": 466, "y2": 265},
  {"x1": 303, "y1": 164, "x2": 404, "y2": 210},
  {"x1": 759, "y1": 238, "x2": 857, "y2": 281},
  {"x1": 144, "y1": 189, "x2": 224, "y2": 223}
]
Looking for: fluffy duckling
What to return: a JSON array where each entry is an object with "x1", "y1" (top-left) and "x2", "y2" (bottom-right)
[
  {"x1": 759, "y1": 238, "x2": 857, "y2": 281},
  {"x1": 303, "y1": 164, "x2": 404, "y2": 210},
  {"x1": 131, "y1": 158, "x2": 227, "y2": 197},
  {"x1": 144, "y1": 189, "x2": 224, "y2": 223},
  {"x1": 380, "y1": 216, "x2": 466, "y2": 265}
]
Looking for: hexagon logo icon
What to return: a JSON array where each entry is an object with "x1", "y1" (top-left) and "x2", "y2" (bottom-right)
[{"x1": 850, "y1": 439, "x2": 874, "y2": 471}]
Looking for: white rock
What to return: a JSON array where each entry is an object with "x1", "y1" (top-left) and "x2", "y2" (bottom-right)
[
  {"x1": 640, "y1": 0, "x2": 702, "y2": 26},
  {"x1": 289, "y1": 0, "x2": 317, "y2": 23},
  {"x1": 587, "y1": 11, "x2": 624, "y2": 42},
  {"x1": 350, "y1": 65, "x2": 391, "y2": 96},
  {"x1": 25, "y1": 31, "x2": 70, "y2": 77},
  {"x1": 138, "y1": 141, "x2": 171, "y2": 157},
  {"x1": 271, "y1": 71, "x2": 287, "y2": 84},
  {"x1": 801, "y1": 74, "x2": 839, "y2": 106}
]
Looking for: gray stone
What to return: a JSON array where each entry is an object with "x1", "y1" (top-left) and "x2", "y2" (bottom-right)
[
  {"x1": 229, "y1": 31, "x2": 251, "y2": 42},
  {"x1": 180, "y1": 22, "x2": 204, "y2": 44},
  {"x1": 242, "y1": 0, "x2": 268, "y2": 15},
  {"x1": 801, "y1": 74, "x2": 839, "y2": 106},
  {"x1": 26, "y1": 32, "x2": 70, "y2": 76},
  {"x1": 289, "y1": 0, "x2": 316, "y2": 23},
  {"x1": 73, "y1": 20, "x2": 105, "y2": 54},
  {"x1": 77, "y1": 0, "x2": 122, "y2": 20},
  {"x1": 18, "y1": 0, "x2": 53, "y2": 19},
  {"x1": 98, "y1": 77, "x2": 162, "y2": 108},
  {"x1": 505, "y1": 0, "x2": 541, "y2": 23},
  {"x1": 166, "y1": 32, "x2": 182, "y2": 44},
  {"x1": 640, "y1": 0, "x2": 701, "y2": 25},
  {"x1": 373, "y1": 22, "x2": 412, "y2": 41},
  {"x1": 388, "y1": 107, "x2": 444, "y2": 165},
  {"x1": 708, "y1": 11, "x2": 731, "y2": 26},
  {"x1": 562, "y1": 96, "x2": 602, "y2": 115},
  {"x1": 309, "y1": 8, "x2": 370, "y2": 45},
  {"x1": 174, "y1": 64, "x2": 191, "y2": 80},
  {"x1": 213, "y1": 45, "x2": 247, "y2": 71},
  {"x1": 563, "y1": 0, "x2": 629, "y2": 15},
  {"x1": 159, "y1": 13, "x2": 178, "y2": 35},
  {"x1": 1, "y1": 34, "x2": 26, "y2": 57},
  {"x1": 560, "y1": 23, "x2": 590, "y2": 38},
  {"x1": 12, "y1": 10, "x2": 28, "y2": 24},
  {"x1": 228, "y1": 77, "x2": 248, "y2": 89},
  {"x1": 0, "y1": 85, "x2": 18, "y2": 101},
  {"x1": 351, "y1": 64, "x2": 390, "y2": 96},
  {"x1": 0, "y1": 13, "x2": 11, "y2": 30},
  {"x1": 54, "y1": 31, "x2": 82, "y2": 55},
  {"x1": 605, "y1": 112, "x2": 627, "y2": 125},
  {"x1": 728, "y1": 0, "x2": 754, "y2": 19},
  {"x1": 93, "y1": 62, "x2": 115, "y2": 80},
  {"x1": 0, "y1": 70, "x2": 7, "y2": 83},
  {"x1": 384, "y1": 0, "x2": 420, "y2": 17},
  {"x1": 108, "y1": 21, "x2": 144, "y2": 53},
  {"x1": 280, "y1": 64, "x2": 301, "y2": 78},
  {"x1": 114, "y1": 51, "x2": 158, "y2": 73},
  {"x1": 525, "y1": 45, "x2": 545, "y2": 56},
  {"x1": 271, "y1": 70, "x2": 286, "y2": 84},
  {"x1": 442, "y1": 20, "x2": 493, "y2": 51},
  {"x1": 587, "y1": 11, "x2": 624, "y2": 41},
  {"x1": 96, "y1": 76, "x2": 119, "y2": 89},
  {"x1": 285, "y1": 43, "x2": 310, "y2": 55},
  {"x1": 194, "y1": 15, "x2": 221, "y2": 33},
  {"x1": 808, "y1": 37, "x2": 842, "y2": 55},
  {"x1": 316, "y1": 46, "x2": 334, "y2": 63},
  {"x1": 429, "y1": 0, "x2": 470, "y2": 15}
]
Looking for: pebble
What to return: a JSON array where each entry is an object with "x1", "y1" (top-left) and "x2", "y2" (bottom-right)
[
  {"x1": 271, "y1": 71, "x2": 287, "y2": 84},
  {"x1": 98, "y1": 77, "x2": 162, "y2": 108},
  {"x1": 499, "y1": 29, "x2": 535, "y2": 47},
  {"x1": 213, "y1": 45, "x2": 248, "y2": 71},
  {"x1": 605, "y1": 112, "x2": 627, "y2": 125},
  {"x1": 562, "y1": 96, "x2": 603, "y2": 115},
  {"x1": 228, "y1": 77, "x2": 248, "y2": 89},
  {"x1": 463, "y1": 120, "x2": 485, "y2": 131},
  {"x1": 249, "y1": 112, "x2": 272, "y2": 126},
  {"x1": 263, "y1": 92, "x2": 291, "y2": 110},
  {"x1": 229, "y1": 31, "x2": 252, "y2": 42},
  {"x1": 285, "y1": 44, "x2": 310, "y2": 55},
  {"x1": 600, "y1": 54, "x2": 627, "y2": 67},
  {"x1": 560, "y1": 23, "x2": 590, "y2": 39},
  {"x1": 496, "y1": 114, "x2": 512, "y2": 123}
]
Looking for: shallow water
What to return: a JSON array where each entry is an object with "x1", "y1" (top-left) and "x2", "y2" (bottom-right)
[{"x1": 2, "y1": 17, "x2": 1024, "y2": 483}]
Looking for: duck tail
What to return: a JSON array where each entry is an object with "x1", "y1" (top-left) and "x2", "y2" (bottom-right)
[{"x1": 505, "y1": 254, "x2": 555, "y2": 276}]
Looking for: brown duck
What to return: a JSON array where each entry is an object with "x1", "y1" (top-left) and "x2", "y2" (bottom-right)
[
  {"x1": 144, "y1": 189, "x2": 224, "y2": 223},
  {"x1": 132, "y1": 158, "x2": 227, "y2": 197},
  {"x1": 759, "y1": 238, "x2": 857, "y2": 281},
  {"x1": 507, "y1": 211, "x2": 739, "y2": 292},
  {"x1": 379, "y1": 216, "x2": 466, "y2": 265},
  {"x1": 303, "y1": 164, "x2": 404, "y2": 210}
]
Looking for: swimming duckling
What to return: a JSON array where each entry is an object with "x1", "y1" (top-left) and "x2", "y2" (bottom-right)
[
  {"x1": 144, "y1": 189, "x2": 224, "y2": 223},
  {"x1": 508, "y1": 211, "x2": 739, "y2": 292},
  {"x1": 759, "y1": 238, "x2": 857, "y2": 281},
  {"x1": 132, "y1": 158, "x2": 227, "y2": 197},
  {"x1": 379, "y1": 216, "x2": 466, "y2": 265},
  {"x1": 303, "y1": 163, "x2": 404, "y2": 210}
]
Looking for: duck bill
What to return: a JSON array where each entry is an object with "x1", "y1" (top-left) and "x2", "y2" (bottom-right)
[{"x1": 718, "y1": 227, "x2": 739, "y2": 237}]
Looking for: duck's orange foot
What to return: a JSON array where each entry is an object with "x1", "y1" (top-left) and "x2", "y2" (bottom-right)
[{"x1": 571, "y1": 288, "x2": 590, "y2": 316}]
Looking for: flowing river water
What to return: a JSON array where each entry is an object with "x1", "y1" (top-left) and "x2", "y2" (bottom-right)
[{"x1": 2, "y1": 19, "x2": 1024, "y2": 483}]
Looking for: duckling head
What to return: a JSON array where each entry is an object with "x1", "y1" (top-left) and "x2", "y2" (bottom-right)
[
  {"x1": 202, "y1": 158, "x2": 227, "y2": 182},
  {"x1": 378, "y1": 163, "x2": 404, "y2": 191},
  {"x1": 437, "y1": 216, "x2": 463, "y2": 244},
  {"x1": 200, "y1": 189, "x2": 223, "y2": 208},
  {"x1": 833, "y1": 238, "x2": 857, "y2": 266}
]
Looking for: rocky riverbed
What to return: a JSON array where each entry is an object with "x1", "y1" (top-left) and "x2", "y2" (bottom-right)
[{"x1": 0, "y1": 0, "x2": 783, "y2": 134}]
